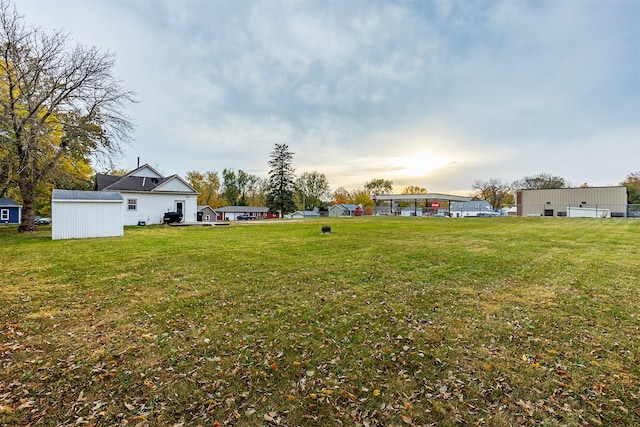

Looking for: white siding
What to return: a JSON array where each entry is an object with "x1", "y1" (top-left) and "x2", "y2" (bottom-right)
[
  {"x1": 129, "y1": 166, "x2": 163, "y2": 178},
  {"x1": 121, "y1": 192, "x2": 198, "y2": 225},
  {"x1": 156, "y1": 178, "x2": 193, "y2": 192},
  {"x1": 52, "y1": 200, "x2": 123, "y2": 240}
]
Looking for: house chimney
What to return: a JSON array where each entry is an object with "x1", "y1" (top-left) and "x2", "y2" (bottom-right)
[{"x1": 137, "y1": 157, "x2": 140, "y2": 168}]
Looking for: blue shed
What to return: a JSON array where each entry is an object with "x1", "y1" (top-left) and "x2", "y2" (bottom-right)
[{"x1": 0, "y1": 197, "x2": 22, "y2": 225}]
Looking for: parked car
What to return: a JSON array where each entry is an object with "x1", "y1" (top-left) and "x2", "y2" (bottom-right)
[
  {"x1": 236, "y1": 214, "x2": 253, "y2": 220},
  {"x1": 163, "y1": 211, "x2": 183, "y2": 224},
  {"x1": 35, "y1": 217, "x2": 52, "y2": 225},
  {"x1": 476, "y1": 212, "x2": 499, "y2": 217}
]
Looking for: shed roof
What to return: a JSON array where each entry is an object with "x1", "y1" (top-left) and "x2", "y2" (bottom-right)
[
  {"x1": 0, "y1": 197, "x2": 21, "y2": 207},
  {"x1": 52, "y1": 189, "x2": 124, "y2": 202}
]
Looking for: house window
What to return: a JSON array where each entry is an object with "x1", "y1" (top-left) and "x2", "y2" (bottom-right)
[
  {"x1": 127, "y1": 199, "x2": 137, "y2": 211},
  {"x1": 1, "y1": 209, "x2": 8, "y2": 221},
  {"x1": 205, "y1": 214, "x2": 210, "y2": 221}
]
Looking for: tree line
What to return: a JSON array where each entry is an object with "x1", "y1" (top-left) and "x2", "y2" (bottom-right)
[{"x1": 1, "y1": 0, "x2": 638, "y2": 231}]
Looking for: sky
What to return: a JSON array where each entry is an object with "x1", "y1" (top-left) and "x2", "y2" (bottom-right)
[{"x1": 17, "y1": 0, "x2": 640, "y2": 195}]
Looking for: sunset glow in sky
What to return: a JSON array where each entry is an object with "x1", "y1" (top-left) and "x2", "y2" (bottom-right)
[{"x1": 18, "y1": 0, "x2": 640, "y2": 195}]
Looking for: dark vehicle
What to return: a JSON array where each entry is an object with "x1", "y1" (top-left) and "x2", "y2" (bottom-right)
[
  {"x1": 236, "y1": 214, "x2": 252, "y2": 220},
  {"x1": 476, "y1": 212, "x2": 499, "y2": 217},
  {"x1": 163, "y1": 211, "x2": 183, "y2": 224}
]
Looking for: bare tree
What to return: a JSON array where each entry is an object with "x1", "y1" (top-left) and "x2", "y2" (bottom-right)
[
  {"x1": 512, "y1": 173, "x2": 566, "y2": 190},
  {"x1": 0, "y1": 1, "x2": 134, "y2": 231},
  {"x1": 472, "y1": 178, "x2": 512, "y2": 210},
  {"x1": 364, "y1": 178, "x2": 393, "y2": 195}
]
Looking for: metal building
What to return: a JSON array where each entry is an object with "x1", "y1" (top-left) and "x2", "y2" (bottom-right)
[
  {"x1": 52, "y1": 190, "x2": 124, "y2": 240},
  {"x1": 515, "y1": 186, "x2": 628, "y2": 218}
]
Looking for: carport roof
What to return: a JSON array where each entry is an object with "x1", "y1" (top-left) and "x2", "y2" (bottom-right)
[{"x1": 374, "y1": 193, "x2": 471, "y2": 202}]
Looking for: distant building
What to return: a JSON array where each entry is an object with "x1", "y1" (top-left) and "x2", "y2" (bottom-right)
[
  {"x1": 0, "y1": 197, "x2": 22, "y2": 225},
  {"x1": 515, "y1": 186, "x2": 628, "y2": 217},
  {"x1": 197, "y1": 206, "x2": 217, "y2": 222},
  {"x1": 289, "y1": 210, "x2": 321, "y2": 219},
  {"x1": 215, "y1": 206, "x2": 272, "y2": 221},
  {"x1": 450, "y1": 201, "x2": 496, "y2": 218},
  {"x1": 329, "y1": 204, "x2": 358, "y2": 217}
]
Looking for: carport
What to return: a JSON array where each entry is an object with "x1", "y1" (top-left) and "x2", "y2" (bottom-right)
[{"x1": 373, "y1": 193, "x2": 472, "y2": 216}]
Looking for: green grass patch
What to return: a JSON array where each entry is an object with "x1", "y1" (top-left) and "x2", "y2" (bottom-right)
[{"x1": 1, "y1": 217, "x2": 639, "y2": 425}]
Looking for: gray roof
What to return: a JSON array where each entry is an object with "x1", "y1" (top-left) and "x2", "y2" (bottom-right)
[
  {"x1": 216, "y1": 206, "x2": 269, "y2": 213},
  {"x1": 374, "y1": 193, "x2": 471, "y2": 203},
  {"x1": 52, "y1": 189, "x2": 123, "y2": 201},
  {"x1": 292, "y1": 210, "x2": 320, "y2": 216},
  {"x1": 450, "y1": 200, "x2": 493, "y2": 210},
  {"x1": 0, "y1": 197, "x2": 21, "y2": 207},
  {"x1": 331, "y1": 204, "x2": 358, "y2": 211},
  {"x1": 96, "y1": 174, "x2": 170, "y2": 191}
]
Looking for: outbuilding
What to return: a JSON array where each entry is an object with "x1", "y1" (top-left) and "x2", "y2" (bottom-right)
[
  {"x1": 0, "y1": 197, "x2": 22, "y2": 225},
  {"x1": 515, "y1": 186, "x2": 628, "y2": 217},
  {"x1": 52, "y1": 189, "x2": 124, "y2": 240},
  {"x1": 197, "y1": 205, "x2": 218, "y2": 222}
]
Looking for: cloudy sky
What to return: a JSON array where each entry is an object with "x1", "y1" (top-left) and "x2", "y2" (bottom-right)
[{"x1": 18, "y1": 0, "x2": 640, "y2": 195}]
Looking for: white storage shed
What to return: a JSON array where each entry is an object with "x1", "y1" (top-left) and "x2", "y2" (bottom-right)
[{"x1": 52, "y1": 189, "x2": 124, "y2": 240}]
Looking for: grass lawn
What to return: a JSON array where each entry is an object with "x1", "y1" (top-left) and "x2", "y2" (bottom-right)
[{"x1": 1, "y1": 217, "x2": 639, "y2": 426}]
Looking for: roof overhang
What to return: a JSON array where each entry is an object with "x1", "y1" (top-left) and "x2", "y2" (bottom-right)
[{"x1": 374, "y1": 193, "x2": 471, "y2": 203}]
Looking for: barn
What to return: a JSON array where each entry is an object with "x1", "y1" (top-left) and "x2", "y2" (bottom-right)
[{"x1": 52, "y1": 189, "x2": 124, "y2": 240}]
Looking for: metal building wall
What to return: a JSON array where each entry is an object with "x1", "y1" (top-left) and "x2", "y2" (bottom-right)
[
  {"x1": 519, "y1": 187, "x2": 628, "y2": 217},
  {"x1": 52, "y1": 200, "x2": 124, "y2": 240}
]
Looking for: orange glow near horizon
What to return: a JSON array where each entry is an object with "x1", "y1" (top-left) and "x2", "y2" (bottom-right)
[{"x1": 390, "y1": 152, "x2": 452, "y2": 180}]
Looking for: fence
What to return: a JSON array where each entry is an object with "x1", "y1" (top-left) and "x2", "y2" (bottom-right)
[{"x1": 501, "y1": 204, "x2": 639, "y2": 218}]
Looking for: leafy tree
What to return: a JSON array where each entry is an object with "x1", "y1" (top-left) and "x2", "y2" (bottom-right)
[
  {"x1": 332, "y1": 187, "x2": 351, "y2": 205},
  {"x1": 512, "y1": 173, "x2": 566, "y2": 189},
  {"x1": 187, "y1": 170, "x2": 223, "y2": 207},
  {"x1": 0, "y1": 1, "x2": 134, "y2": 231},
  {"x1": 222, "y1": 168, "x2": 241, "y2": 206},
  {"x1": 266, "y1": 143, "x2": 296, "y2": 215},
  {"x1": 350, "y1": 189, "x2": 374, "y2": 207},
  {"x1": 365, "y1": 178, "x2": 393, "y2": 195},
  {"x1": 472, "y1": 178, "x2": 512, "y2": 210},
  {"x1": 621, "y1": 171, "x2": 640, "y2": 204},
  {"x1": 221, "y1": 168, "x2": 263, "y2": 206},
  {"x1": 246, "y1": 176, "x2": 268, "y2": 207},
  {"x1": 295, "y1": 171, "x2": 330, "y2": 210},
  {"x1": 402, "y1": 185, "x2": 427, "y2": 194}
]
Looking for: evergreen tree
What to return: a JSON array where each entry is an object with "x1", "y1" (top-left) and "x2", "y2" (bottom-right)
[{"x1": 266, "y1": 143, "x2": 296, "y2": 215}]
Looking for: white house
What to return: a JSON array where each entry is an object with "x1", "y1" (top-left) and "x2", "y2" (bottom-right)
[
  {"x1": 96, "y1": 164, "x2": 199, "y2": 225},
  {"x1": 289, "y1": 210, "x2": 321, "y2": 218},
  {"x1": 52, "y1": 190, "x2": 124, "y2": 240},
  {"x1": 401, "y1": 206, "x2": 423, "y2": 217},
  {"x1": 449, "y1": 201, "x2": 497, "y2": 218}
]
